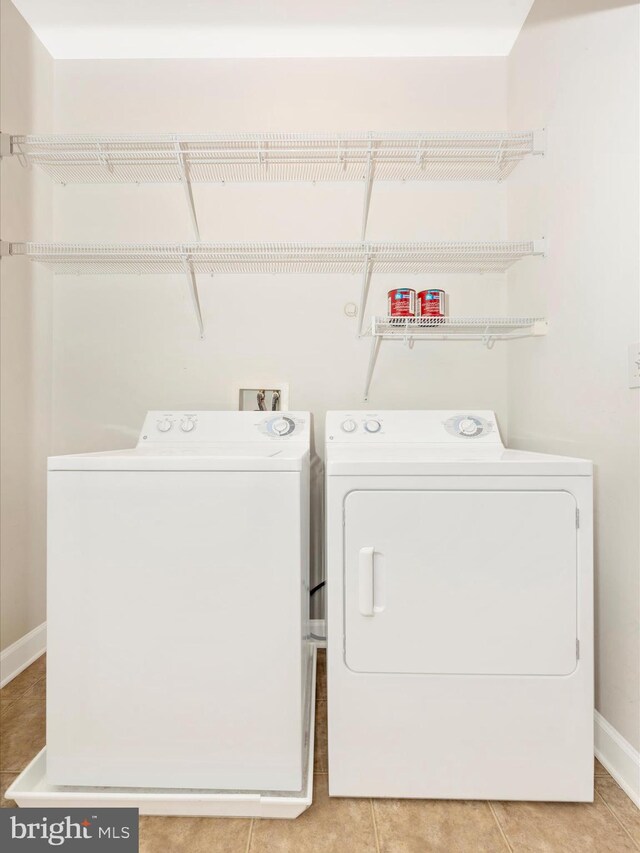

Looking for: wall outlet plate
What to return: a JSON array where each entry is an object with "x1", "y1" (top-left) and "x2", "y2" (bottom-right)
[
  {"x1": 628, "y1": 344, "x2": 640, "y2": 389},
  {"x1": 239, "y1": 383, "x2": 290, "y2": 411}
]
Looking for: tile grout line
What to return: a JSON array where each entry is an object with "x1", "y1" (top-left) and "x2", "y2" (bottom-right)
[
  {"x1": 488, "y1": 802, "x2": 514, "y2": 853},
  {"x1": 0, "y1": 698, "x2": 17, "y2": 714},
  {"x1": 595, "y1": 787, "x2": 640, "y2": 850},
  {"x1": 244, "y1": 818, "x2": 254, "y2": 853},
  {"x1": 22, "y1": 676, "x2": 46, "y2": 701},
  {"x1": 1, "y1": 669, "x2": 46, "y2": 708},
  {"x1": 369, "y1": 799, "x2": 381, "y2": 853}
]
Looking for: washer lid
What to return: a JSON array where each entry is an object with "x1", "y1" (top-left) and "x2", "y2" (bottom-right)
[
  {"x1": 48, "y1": 443, "x2": 309, "y2": 472},
  {"x1": 326, "y1": 445, "x2": 592, "y2": 476}
]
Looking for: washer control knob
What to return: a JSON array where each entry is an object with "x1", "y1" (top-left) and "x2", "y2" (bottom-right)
[
  {"x1": 271, "y1": 417, "x2": 293, "y2": 436},
  {"x1": 341, "y1": 419, "x2": 357, "y2": 433},
  {"x1": 459, "y1": 418, "x2": 480, "y2": 436},
  {"x1": 180, "y1": 417, "x2": 196, "y2": 433},
  {"x1": 364, "y1": 419, "x2": 381, "y2": 433},
  {"x1": 157, "y1": 417, "x2": 173, "y2": 433}
]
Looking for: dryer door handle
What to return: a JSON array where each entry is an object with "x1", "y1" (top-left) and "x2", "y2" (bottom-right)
[{"x1": 358, "y1": 546, "x2": 375, "y2": 616}]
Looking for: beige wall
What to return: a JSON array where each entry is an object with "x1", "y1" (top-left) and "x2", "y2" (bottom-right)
[
  {"x1": 507, "y1": 0, "x2": 640, "y2": 749},
  {"x1": 51, "y1": 58, "x2": 513, "y2": 604},
  {"x1": 51, "y1": 59, "x2": 511, "y2": 456},
  {"x1": 0, "y1": 0, "x2": 53, "y2": 649}
]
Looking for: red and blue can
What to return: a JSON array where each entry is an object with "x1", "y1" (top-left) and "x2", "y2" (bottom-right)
[
  {"x1": 418, "y1": 289, "x2": 446, "y2": 319},
  {"x1": 388, "y1": 288, "x2": 416, "y2": 317}
]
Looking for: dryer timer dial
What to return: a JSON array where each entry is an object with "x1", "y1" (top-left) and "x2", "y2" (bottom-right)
[
  {"x1": 458, "y1": 418, "x2": 480, "y2": 436},
  {"x1": 443, "y1": 414, "x2": 492, "y2": 439}
]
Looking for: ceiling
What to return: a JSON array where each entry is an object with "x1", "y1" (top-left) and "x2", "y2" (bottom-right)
[{"x1": 11, "y1": 0, "x2": 536, "y2": 59}]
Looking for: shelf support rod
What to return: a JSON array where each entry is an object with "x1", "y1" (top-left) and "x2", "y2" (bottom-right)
[
  {"x1": 176, "y1": 141, "x2": 201, "y2": 241},
  {"x1": 532, "y1": 127, "x2": 547, "y2": 155},
  {"x1": 180, "y1": 255, "x2": 204, "y2": 339},
  {"x1": 0, "y1": 133, "x2": 13, "y2": 159},
  {"x1": 360, "y1": 144, "x2": 375, "y2": 241},
  {"x1": 364, "y1": 334, "x2": 382, "y2": 401},
  {"x1": 358, "y1": 253, "x2": 373, "y2": 337},
  {"x1": 97, "y1": 142, "x2": 113, "y2": 175}
]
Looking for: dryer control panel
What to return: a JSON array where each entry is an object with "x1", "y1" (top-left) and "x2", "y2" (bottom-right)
[{"x1": 326, "y1": 411, "x2": 503, "y2": 445}]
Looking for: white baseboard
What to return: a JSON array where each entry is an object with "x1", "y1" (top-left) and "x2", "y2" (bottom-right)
[
  {"x1": 0, "y1": 622, "x2": 47, "y2": 688},
  {"x1": 310, "y1": 619, "x2": 326, "y2": 648},
  {"x1": 594, "y1": 710, "x2": 640, "y2": 807}
]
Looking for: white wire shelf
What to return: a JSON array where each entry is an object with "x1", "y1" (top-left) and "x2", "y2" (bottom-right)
[
  {"x1": 9, "y1": 241, "x2": 544, "y2": 275},
  {"x1": 10, "y1": 131, "x2": 544, "y2": 184},
  {"x1": 5, "y1": 243, "x2": 545, "y2": 342},
  {"x1": 363, "y1": 316, "x2": 548, "y2": 399},
  {"x1": 370, "y1": 315, "x2": 549, "y2": 340}
]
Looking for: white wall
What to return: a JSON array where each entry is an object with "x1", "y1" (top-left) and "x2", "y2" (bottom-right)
[
  {"x1": 0, "y1": 0, "x2": 53, "y2": 650},
  {"x1": 507, "y1": 0, "x2": 640, "y2": 750},
  {"x1": 51, "y1": 59, "x2": 515, "y2": 599},
  {"x1": 2, "y1": 4, "x2": 638, "y2": 758},
  {"x1": 51, "y1": 60, "x2": 512, "y2": 454}
]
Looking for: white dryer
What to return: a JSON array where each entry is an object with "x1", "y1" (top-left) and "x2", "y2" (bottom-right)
[
  {"x1": 46, "y1": 411, "x2": 312, "y2": 797},
  {"x1": 325, "y1": 410, "x2": 593, "y2": 802}
]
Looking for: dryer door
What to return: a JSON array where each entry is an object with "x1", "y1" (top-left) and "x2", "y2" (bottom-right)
[{"x1": 344, "y1": 490, "x2": 577, "y2": 676}]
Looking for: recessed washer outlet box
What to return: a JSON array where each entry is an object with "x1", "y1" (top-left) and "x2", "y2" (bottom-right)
[{"x1": 239, "y1": 384, "x2": 289, "y2": 412}]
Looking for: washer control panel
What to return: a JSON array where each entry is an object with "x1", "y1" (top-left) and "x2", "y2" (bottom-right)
[
  {"x1": 443, "y1": 413, "x2": 494, "y2": 439},
  {"x1": 138, "y1": 411, "x2": 309, "y2": 444}
]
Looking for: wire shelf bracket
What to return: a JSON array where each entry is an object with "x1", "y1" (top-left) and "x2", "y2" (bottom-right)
[
  {"x1": 364, "y1": 335, "x2": 383, "y2": 402},
  {"x1": 358, "y1": 253, "x2": 374, "y2": 337},
  {"x1": 363, "y1": 316, "x2": 549, "y2": 399},
  {"x1": 180, "y1": 255, "x2": 205, "y2": 338},
  {"x1": 176, "y1": 140, "x2": 201, "y2": 241},
  {"x1": 361, "y1": 141, "x2": 376, "y2": 240}
]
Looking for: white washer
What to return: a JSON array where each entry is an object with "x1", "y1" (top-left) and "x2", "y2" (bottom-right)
[
  {"x1": 326, "y1": 410, "x2": 593, "y2": 802},
  {"x1": 46, "y1": 411, "x2": 311, "y2": 793}
]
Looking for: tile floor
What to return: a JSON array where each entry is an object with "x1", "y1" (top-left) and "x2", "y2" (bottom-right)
[{"x1": 1, "y1": 651, "x2": 639, "y2": 852}]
